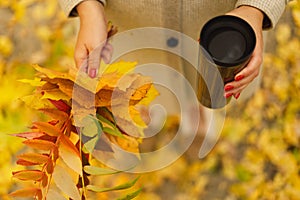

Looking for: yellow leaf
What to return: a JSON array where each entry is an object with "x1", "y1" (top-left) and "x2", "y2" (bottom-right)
[
  {"x1": 136, "y1": 85, "x2": 159, "y2": 106},
  {"x1": 18, "y1": 78, "x2": 46, "y2": 86},
  {"x1": 110, "y1": 134, "x2": 140, "y2": 154},
  {"x1": 52, "y1": 165, "x2": 81, "y2": 200},
  {"x1": 33, "y1": 64, "x2": 73, "y2": 81},
  {"x1": 46, "y1": 189, "x2": 67, "y2": 200},
  {"x1": 41, "y1": 88, "x2": 71, "y2": 101},
  {"x1": 129, "y1": 105, "x2": 147, "y2": 127},
  {"x1": 0, "y1": 35, "x2": 13, "y2": 57},
  {"x1": 20, "y1": 93, "x2": 55, "y2": 110},
  {"x1": 292, "y1": 8, "x2": 300, "y2": 27},
  {"x1": 101, "y1": 61, "x2": 137, "y2": 76},
  {"x1": 275, "y1": 24, "x2": 291, "y2": 44}
]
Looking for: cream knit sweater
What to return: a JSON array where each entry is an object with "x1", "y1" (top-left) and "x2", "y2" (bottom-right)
[{"x1": 59, "y1": 0, "x2": 290, "y2": 39}]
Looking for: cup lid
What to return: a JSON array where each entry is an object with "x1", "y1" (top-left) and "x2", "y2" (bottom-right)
[{"x1": 200, "y1": 15, "x2": 256, "y2": 67}]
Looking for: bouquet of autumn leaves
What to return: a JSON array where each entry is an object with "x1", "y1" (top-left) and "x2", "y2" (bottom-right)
[{"x1": 9, "y1": 57, "x2": 158, "y2": 198}]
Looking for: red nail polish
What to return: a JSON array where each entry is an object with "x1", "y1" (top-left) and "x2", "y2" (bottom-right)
[
  {"x1": 225, "y1": 93, "x2": 233, "y2": 98},
  {"x1": 224, "y1": 85, "x2": 234, "y2": 91},
  {"x1": 234, "y1": 93, "x2": 241, "y2": 99},
  {"x1": 89, "y1": 69, "x2": 97, "y2": 78},
  {"x1": 235, "y1": 75, "x2": 245, "y2": 81}
]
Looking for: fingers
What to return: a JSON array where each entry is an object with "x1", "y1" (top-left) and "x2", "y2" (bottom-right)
[
  {"x1": 74, "y1": 41, "x2": 113, "y2": 78},
  {"x1": 101, "y1": 42, "x2": 113, "y2": 64},
  {"x1": 74, "y1": 44, "x2": 89, "y2": 73},
  {"x1": 224, "y1": 52, "x2": 262, "y2": 99},
  {"x1": 87, "y1": 43, "x2": 103, "y2": 78}
]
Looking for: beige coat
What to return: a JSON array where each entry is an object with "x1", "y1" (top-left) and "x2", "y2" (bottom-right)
[{"x1": 58, "y1": 0, "x2": 290, "y2": 112}]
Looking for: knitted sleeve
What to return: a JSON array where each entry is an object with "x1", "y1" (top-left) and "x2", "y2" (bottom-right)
[
  {"x1": 236, "y1": 0, "x2": 292, "y2": 29},
  {"x1": 58, "y1": 0, "x2": 106, "y2": 17}
]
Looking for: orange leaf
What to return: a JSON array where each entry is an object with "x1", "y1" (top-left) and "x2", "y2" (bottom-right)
[
  {"x1": 41, "y1": 174, "x2": 48, "y2": 188},
  {"x1": 60, "y1": 134, "x2": 80, "y2": 157},
  {"x1": 17, "y1": 153, "x2": 49, "y2": 165},
  {"x1": 23, "y1": 139, "x2": 57, "y2": 151},
  {"x1": 12, "y1": 131, "x2": 45, "y2": 139},
  {"x1": 9, "y1": 188, "x2": 42, "y2": 199},
  {"x1": 59, "y1": 134, "x2": 82, "y2": 175},
  {"x1": 16, "y1": 159, "x2": 38, "y2": 166},
  {"x1": 12, "y1": 170, "x2": 45, "y2": 181},
  {"x1": 33, "y1": 121, "x2": 61, "y2": 137}
]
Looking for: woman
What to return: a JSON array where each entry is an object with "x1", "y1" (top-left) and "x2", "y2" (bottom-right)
[{"x1": 58, "y1": 1, "x2": 290, "y2": 161}]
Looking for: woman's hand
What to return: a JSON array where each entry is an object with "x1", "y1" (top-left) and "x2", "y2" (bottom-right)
[
  {"x1": 224, "y1": 6, "x2": 264, "y2": 99},
  {"x1": 75, "y1": 0, "x2": 113, "y2": 78}
]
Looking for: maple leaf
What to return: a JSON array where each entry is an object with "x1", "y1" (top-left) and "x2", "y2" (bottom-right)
[{"x1": 14, "y1": 54, "x2": 158, "y2": 200}]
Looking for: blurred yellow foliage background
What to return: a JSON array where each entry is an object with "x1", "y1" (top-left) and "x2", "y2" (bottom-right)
[{"x1": 0, "y1": 0, "x2": 300, "y2": 199}]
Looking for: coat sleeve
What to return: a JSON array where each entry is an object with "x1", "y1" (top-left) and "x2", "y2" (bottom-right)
[
  {"x1": 58, "y1": 0, "x2": 106, "y2": 17},
  {"x1": 235, "y1": 0, "x2": 292, "y2": 29}
]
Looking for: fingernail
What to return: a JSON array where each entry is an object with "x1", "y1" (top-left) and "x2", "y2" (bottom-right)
[
  {"x1": 225, "y1": 93, "x2": 233, "y2": 98},
  {"x1": 89, "y1": 69, "x2": 97, "y2": 78},
  {"x1": 234, "y1": 93, "x2": 241, "y2": 99},
  {"x1": 235, "y1": 75, "x2": 245, "y2": 81},
  {"x1": 224, "y1": 85, "x2": 234, "y2": 91}
]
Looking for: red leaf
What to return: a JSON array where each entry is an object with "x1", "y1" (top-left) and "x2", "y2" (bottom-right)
[
  {"x1": 9, "y1": 188, "x2": 42, "y2": 199},
  {"x1": 48, "y1": 119, "x2": 59, "y2": 126},
  {"x1": 16, "y1": 159, "x2": 38, "y2": 166},
  {"x1": 41, "y1": 174, "x2": 48, "y2": 188},
  {"x1": 16, "y1": 153, "x2": 49, "y2": 165},
  {"x1": 12, "y1": 131, "x2": 45, "y2": 139},
  {"x1": 23, "y1": 139, "x2": 57, "y2": 151},
  {"x1": 46, "y1": 160, "x2": 54, "y2": 174},
  {"x1": 33, "y1": 121, "x2": 61, "y2": 137},
  {"x1": 40, "y1": 108, "x2": 69, "y2": 120},
  {"x1": 12, "y1": 170, "x2": 45, "y2": 181},
  {"x1": 53, "y1": 146, "x2": 59, "y2": 161},
  {"x1": 49, "y1": 99, "x2": 71, "y2": 113}
]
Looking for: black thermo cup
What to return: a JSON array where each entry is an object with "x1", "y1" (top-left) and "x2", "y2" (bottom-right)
[{"x1": 197, "y1": 15, "x2": 256, "y2": 109}]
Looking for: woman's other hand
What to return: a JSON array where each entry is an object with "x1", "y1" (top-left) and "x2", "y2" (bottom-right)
[{"x1": 224, "y1": 5, "x2": 264, "y2": 99}]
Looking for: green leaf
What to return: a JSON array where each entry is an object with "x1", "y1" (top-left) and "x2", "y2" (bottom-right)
[
  {"x1": 117, "y1": 188, "x2": 142, "y2": 200},
  {"x1": 87, "y1": 176, "x2": 140, "y2": 193},
  {"x1": 81, "y1": 115, "x2": 103, "y2": 138},
  {"x1": 82, "y1": 136, "x2": 98, "y2": 153},
  {"x1": 84, "y1": 166, "x2": 120, "y2": 176},
  {"x1": 102, "y1": 127, "x2": 125, "y2": 139},
  {"x1": 97, "y1": 114, "x2": 116, "y2": 128}
]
